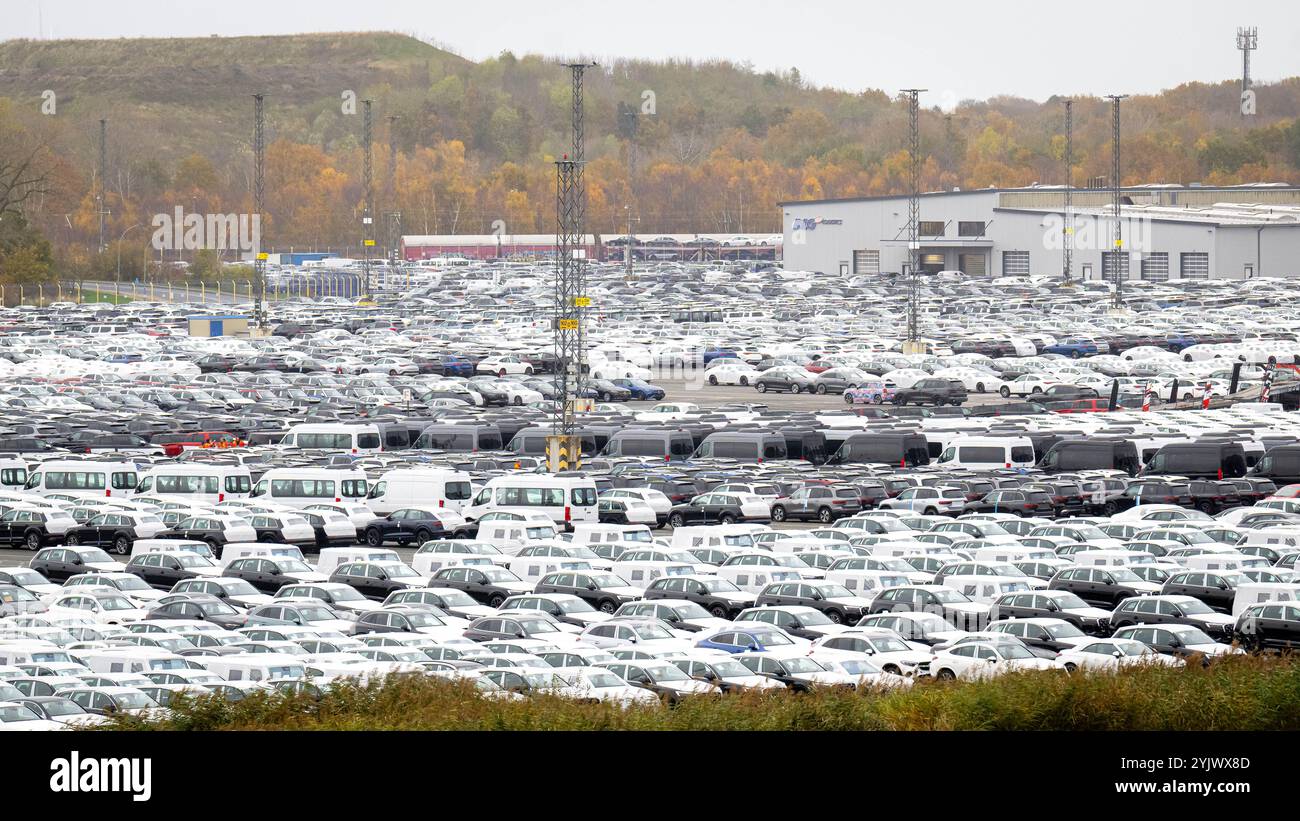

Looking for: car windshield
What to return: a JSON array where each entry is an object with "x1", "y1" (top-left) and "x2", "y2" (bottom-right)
[
  {"x1": 380, "y1": 563, "x2": 419, "y2": 579},
  {"x1": 1173, "y1": 627, "x2": 1216, "y2": 645},
  {"x1": 579, "y1": 672, "x2": 624, "y2": 688},
  {"x1": 752, "y1": 630, "x2": 793, "y2": 646},
  {"x1": 588, "y1": 574, "x2": 627, "y2": 587},
  {"x1": 834, "y1": 658, "x2": 883, "y2": 676},
  {"x1": 80, "y1": 548, "x2": 114, "y2": 563},
  {"x1": 222, "y1": 581, "x2": 260, "y2": 596},
  {"x1": 930, "y1": 589, "x2": 968, "y2": 603},
  {"x1": 6, "y1": 570, "x2": 47, "y2": 586},
  {"x1": 0, "y1": 704, "x2": 41, "y2": 722},
  {"x1": 795, "y1": 609, "x2": 834, "y2": 626},
  {"x1": 1055, "y1": 593, "x2": 1091, "y2": 609},
  {"x1": 113, "y1": 692, "x2": 159, "y2": 709},
  {"x1": 647, "y1": 664, "x2": 689, "y2": 682},
  {"x1": 782, "y1": 657, "x2": 826, "y2": 674},
  {"x1": 1109, "y1": 568, "x2": 1142, "y2": 583},
  {"x1": 1070, "y1": 525, "x2": 1111, "y2": 540},
  {"x1": 176, "y1": 555, "x2": 213, "y2": 568},
  {"x1": 1045, "y1": 622, "x2": 1086, "y2": 638},
  {"x1": 114, "y1": 576, "x2": 152, "y2": 591},
  {"x1": 702, "y1": 579, "x2": 741, "y2": 593},
  {"x1": 632, "y1": 624, "x2": 673, "y2": 640},
  {"x1": 519, "y1": 618, "x2": 557, "y2": 634},
  {"x1": 482, "y1": 568, "x2": 520, "y2": 583},
  {"x1": 710, "y1": 659, "x2": 754, "y2": 678},
  {"x1": 673, "y1": 602, "x2": 712, "y2": 619},
  {"x1": 276, "y1": 560, "x2": 314, "y2": 573},
  {"x1": 813, "y1": 584, "x2": 854, "y2": 599},
  {"x1": 298, "y1": 606, "x2": 338, "y2": 622},
  {"x1": 99, "y1": 596, "x2": 137, "y2": 611},
  {"x1": 1177, "y1": 599, "x2": 1214, "y2": 615},
  {"x1": 995, "y1": 644, "x2": 1035, "y2": 660},
  {"x1": 41, "y1": 699, "x2": 87, "y2": 717}
]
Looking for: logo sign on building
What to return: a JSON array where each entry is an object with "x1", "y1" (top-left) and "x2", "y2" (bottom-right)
[{"x1": 794, "y1": 217, "x2": 844, "y2": 232}]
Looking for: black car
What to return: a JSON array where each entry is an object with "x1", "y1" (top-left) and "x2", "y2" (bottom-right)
[
  {"x1": 988, "y1": 590, "x2": 1112, "y2": 635},
  {"x1": 0, "y1": 508, "x2": 75, "y2": 551},
  {"x1": 753, "y1": 367, "x2": 817, "y2": 394},
  {"x1": 1113, "y1": 480, "x2": 1194, "y2": 511},
  {"x1": 124, "y1": 552, "x2": 221, "y2": 590},
  {"x1": 642, "y1": 575, "x2": 755, "y2": 619},
  {"x1": 144, "y1": 594, "x2": 248, "y2": 629},
  {"x1": 167, "y1": 516, "x2": 252, "y2": 557},
  {"x1": 330, "y1": 561, "x2": 432, "y2": 601},
  {"x1": 0, "y1": 567, "x2": 55, "y2": 597},
  {"x1": 533, "y1": 570, "x2": 641, "y2": 613},
  {"x1": 665, "y1": 493, "x2": 770, "y2": 528},
  {"x1": 462, "y1": 614, "x2": 568, "y2": 643},
  {"x1": 893, "y1": 379, "x2": 968, "y2": 407},
  {"x1": 29, "y1": 547, "x2": 119, "y2": 583},
  {"x1": 1110, "y1": 624, "x2": 1232, "y2": 663},
  {"x1": 754, "y1": 580, "x2": 873, "y2": 625},
  {"x1": 1160, "y1": 571, "x2": 1240, "y2": 614},
  {"x1": 964, "y1": 489, "x2": 1056, "y2": 517},
  {"x1": 1048, "y1": 566, "x2": 1159, "y2": 607},
  {"x1": 1109, "y1": 594, "x2": 1236, "y2": 638},
  {"x1": 991, "y1": 618, "x2": 1093, "y2": 652},
  {"x1": 363, "y1": 508, "x2": 458, "y2": 546},
  {"x1": 867, "y1": 585, "x2": 984, "y2": 630},
  {"x1": 587, "y1": 379, "x2": 632, "y2": 402},
  {"x1": 351, "y1": 606, "x2": 455, "y2": 635},
  {"x1": 770, "y1": 485, "x2": 862, "y2": 523},
  {"x1": 1235, "y1": 602, "x2": 1300, "y2": 651},
  {"x1": 224, "y1": 557, "x2": 324, "y2": 594},
  {"x1": 65, "y1": 514, "x2": 169, "y2": 558},
  {"x1": 428, "y1": 565, "x2": 533, "y2": 607},
  {"x1": 169, "y1": 578, "x2": 270, "y2": 610},
  {"x1": 381, "y1": 587, "x2": 490, "y2": 620}
]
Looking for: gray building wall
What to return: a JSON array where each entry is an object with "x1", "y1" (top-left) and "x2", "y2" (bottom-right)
[{"x1": 782, "y1": 190, "x2": 1300, "y2": 281}]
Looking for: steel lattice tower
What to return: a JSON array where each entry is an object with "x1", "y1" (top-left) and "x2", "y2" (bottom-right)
[
  {"x1": 554, "y1": 158, "x2": 582, "y2": 437},
  {"x1": 386, "y1": 115, "x2": 402, "y2": 272},
  {"x1": 1063, "y1": 99, "x2": 1073, "y2": 282},
  {"x1": 253, "y1": 94, "x2": 267, "y2": 328},
  {"x1": 97, "y1": 119, "x2": 107, "y2": 254},
  {"x1": 1106, "y1": 94, "x2": 1128, "y2": 308},
  {"x1": 361, "y1": 100, "x2": 374, "y2": 301},
  {"x1": 901, "y1": 89, "x2": 925, "y2": 345},
  {"x1": 566, "y1": 63, "x2": 595, "y2": 396}
]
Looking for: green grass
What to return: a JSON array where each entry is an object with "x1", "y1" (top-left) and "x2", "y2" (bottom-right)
[
  {"x1": 102, "y1": 654, "x2": 1300, "y2": 731},
  {"x1": 75, "y1": 288, "x2": 132, "y2": 304}
]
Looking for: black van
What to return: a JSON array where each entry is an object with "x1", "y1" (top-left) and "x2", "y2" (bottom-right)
[
  {"x1": 1038, "y1": 438, "x2": 1141, "y2": 476},
  {"x1": 1249, "y1": 444, "x2": 1300, "y2": 487},
  {"x1": 692, "y1": 431, "x2": 788, "y2": 462},
  {"x1": 508, "y1": 426, "x2": 599, "y2": 457},
  {"x1": 412, "y1": 423, "x2": 504, "y2": 452},
  {"x1": 1140, "y1": 442, "x2": 1248, "y2": 479},
  {"x1": 828, "y1": 433, "x2": 930, "y2": 466},
  {"x1": 602, "y1": 428, "x2": 695, "y2": 461},
  {"x1": 776, "y1": 428, "x2": 828, "y2": 465}
]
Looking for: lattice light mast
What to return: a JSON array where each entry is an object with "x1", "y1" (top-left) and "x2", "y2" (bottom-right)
[
  {"x1": 1106, "y1": 94, "x2": 1128, "y2": 310},
  {"x1": 253, "y1": 94, "x2": 267, "y2": 329},
  {"x1": 361, "y1": 99, "x2": 374, "y2": 301},
  {"x1": 901, "y1": 89, "x2": 926, "y2": 353},
  {"x1": 1062, "y1": 98, "x2": 1073, "y2": 282}
]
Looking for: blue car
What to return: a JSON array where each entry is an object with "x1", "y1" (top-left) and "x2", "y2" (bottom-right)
[
  {"x1": 437, "y1": 355, "x2": 474, "y2": 376},
  {"x1": 1042, "y1": 339, "x2": 1099, "y2": 359},
  {"x1": 613, "y1": 378, "x2": 665, "y2": 400},
  {"x1": 696, "y1": 626, "x2": 799, "y2": 654},
  {"x1": 702, "y1": 346, "x2": 737, "y2": 364}
]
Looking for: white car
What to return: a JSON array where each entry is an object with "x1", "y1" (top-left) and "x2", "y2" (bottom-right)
[
  {"x1": 1004, "y1": 374, "x2": 1060, "y2": 397},
  {"x1": 808, "y1": 629, "x2": 934, "y2": 676},
  {"x1": 0, "y1": 701, "x2": 66, "y2": 731},
  {"x1": 496, "y1": 381, "x2": 544, "y2": 405},
  {"x1": 578, "y1": 618, "x2": 691, "y2": 653},
  {"x1": 600, "y1": 488, "x2": 671, "y2": 523},
  {"x1": 932, "y1": 367, "x2": 1009, "y2": 397},
  {"x1": 46, "y1": 590, "x2": 148, "y2": 624},
  {"x1": 602, "y1": 496, "x2": 658, "y2": 526},
  {"x1": 476, "y1": 355, "x2": 535, "y2": 376},
  {"x1": 706, "y1": 362, "x2": 762, "y2": 386},
  {"x1": 929, "y1": 640, "x2": 1062, "y2": 681},
  {"x1": 1056, "y1": 638, "x2": 1186, "y2": 672},
  {"x1": 553, "y1": 666, "x2": 661, "y2": 706}
]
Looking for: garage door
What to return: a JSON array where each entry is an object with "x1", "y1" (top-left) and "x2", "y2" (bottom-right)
[
  {"x1": 959, "y1": 253, "x2": 986, "y2": 277},
  {"x1": 1102, "y1": 251, "x2": 1130, "y2": 283},
  {"x1": 852, "y1": 250, "x2": 880, "y2": 275},
  {"x1": 1001, "y1": 251, "x2": 1030, "y2": 276},
  {"x1": 1180, "y1": 252, "x2": 1209, "y2": 280},
  {"x1": 1140, "y1": 253, "x2": 1169, "y2": 282}
]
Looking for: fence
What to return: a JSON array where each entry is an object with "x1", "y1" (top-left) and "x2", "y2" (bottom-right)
[{"x1": 10, "y1": 274, "x2": 367, "y2": 307}]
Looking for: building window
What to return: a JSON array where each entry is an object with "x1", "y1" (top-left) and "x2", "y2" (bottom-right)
[
  {"x1": 852, "y1": 250, "x2": 880, "y2": 275},
  {"x1": 1102, "y1": 251, "x2": 1130, "y2": 283},
  {"x1": 918, "y1": 221, "x2": 946, "y2": 237},
  {"x1": 1002, "y1": 251, "x2": 1030, "y2": 276},
  {"x1": 958, "y1": 221, "x2": 986, "y2": 237},
  {"x1": 1180, "y1": 252, "x2": 1210, "y2": 280},
  {"x1": 1140, "y1": 252, "x2": 1169, "y2": 282}
]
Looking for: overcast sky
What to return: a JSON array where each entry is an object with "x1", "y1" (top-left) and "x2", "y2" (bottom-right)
[{"x1": 7, "y1": 0, "x2": 1299, "y2": 105}]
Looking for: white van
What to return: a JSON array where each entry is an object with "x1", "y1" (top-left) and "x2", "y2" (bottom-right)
[
  {"x1": 251, "y1": 468, "x2": 369, "y2": 508},
  {"x1": 0, "y1": 641, "x2": 76, "y2": 667},
  {"x1": 508, "y1": 555, "x2": 595, "y2": 586},
  {"x1": 1241, "y1": 527, "x2": 1300, "y2": 550},
  {"x1": 75, "y1": 647, "x2": 193, "y2": 674},
  {"x1": 1184, "y1": 552, "x2": 1265, "y2": 572},
  {"x1": 668, "y1": 525, "x2": 765, "y2": 552},
  {"x1": 0, "y1": 457, "x2": 28, "y2": 491},
  {"x1": 218, "y1": 542, "x2": 308, "y2": 571},
  {"x1": 571, "y1": 523, "x2": 655, "y2": 549},
  {"x1": 314, "y1": 547, "x2": 400, "y2": 576},
  {"x1": 23, "y1": 460, "x2": 140, "y2": 500},
  {"x1": 281, "y1": 423, "x2": 383, "y2": 455},
  {"x1": 1073, "y1": 550, "x2": 1154, "y2": 568},
  {"x1": 972, "y1": 546, "x2": 1058, "y2": 564},
  {"x1": 475, "y1": 516, "x2": 561, "y2": 556},
  {"x1": 463, "y1": 475, "x2": 599, "y2": 527},
  {"x1": 135, "y1": 464, "x2": 253, "y2": 505},
  {"x1": 410, "y1": 539, "x2": 506, "y2": 576},
  {"x1": 824, "y1": 568, "x2": 912, "y2": 596},
  {"x1": 366, "y1": 468, "x2": 475, "y2": 515},
  {"x1": 203, "y1": 653, "x2": 308, "y2": 682},
  {"x1": 130, "y1": 539, "x2": 215, "y2": 561},
  {"x1": 936, "y1": 436, "x2": 1036, "y2": 470},
  {"x1": 941, "y1": 574, "x2": 1035, "y2": 604},
  {"x1": 1232, "y1": 582, "x2": 1300, "y2": 619},
  {"x1": 714, "y1": 561, "x2": 803, "y2": 594}
]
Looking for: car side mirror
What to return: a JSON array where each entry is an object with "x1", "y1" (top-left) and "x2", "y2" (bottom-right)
[
  {"x1": 748, "y1": 643, "x2": 761, "y2": 652},
  {"x1": 586, "y1": 583, "x2": 598, "y2": 591},
  {"x1": 270, "y1": 568, "x2": 281, "y2": 575},
  {"x1": 1113, "y1": 650, "x2": 1123, "y2": 658},
  {"x1": 985, "y1": 657, "x2": 997, "y2": 663},
  {"x1": 376, "y1": 572, "x2": 388, "y2": 580},
  {"x1": 71, "y1": 558, "x2": 83, "y2": 565},
  {"x1": 515, "y1": 631, "x2": 527, "y2": 639}
]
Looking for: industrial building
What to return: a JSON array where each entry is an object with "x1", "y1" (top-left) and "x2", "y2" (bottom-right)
[
  {"x1": 780, "y1": 184, "x2": 1300, "y2": 281},
  {"x1": 400, "y1": 233, "x2": 780, "y2": 263}
]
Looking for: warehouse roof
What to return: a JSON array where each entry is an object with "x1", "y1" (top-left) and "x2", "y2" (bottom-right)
[
  {"x1": 995, "y1": 201, "x2": 1300, "y2": 227},
  {"x1": 778, "y1": 183, "x2": 1300, "y2": 208}
]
